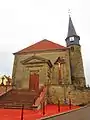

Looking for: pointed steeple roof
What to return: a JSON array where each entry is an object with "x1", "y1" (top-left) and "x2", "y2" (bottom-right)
[
  {"x1": 67, "y1": 16, "x2": 78, "y2": 38},
  {"x1": 65, "y1": 16, "x2": 80, "y2": 46}
]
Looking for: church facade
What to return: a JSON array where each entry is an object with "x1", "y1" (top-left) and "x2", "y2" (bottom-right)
[{"x1": 12, "y1": 17, "x2": 86, "y2": 104}]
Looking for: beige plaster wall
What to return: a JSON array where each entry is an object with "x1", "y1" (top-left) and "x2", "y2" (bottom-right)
[
  {"x1": 13, "y1": 62, "x2": 49, "y2": 89},
  {"x1": 12, "y1": 49, "x2": 71, "y2": 89}
]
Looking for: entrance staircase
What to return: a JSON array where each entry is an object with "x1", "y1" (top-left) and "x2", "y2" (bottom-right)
[
  {"x1": 0, "y1": 88, "x2": 42, "y2": 109},
  {"x1": 32, "y1": 86, "x2": 47, "y2": 109},
  {"x1": 0, "y1": 85, "x2": 47, "y2": 110}
]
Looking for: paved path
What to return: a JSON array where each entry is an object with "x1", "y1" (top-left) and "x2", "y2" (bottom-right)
[{"x1": 56, "y1": 106, "x2": 90, "y2": 120}]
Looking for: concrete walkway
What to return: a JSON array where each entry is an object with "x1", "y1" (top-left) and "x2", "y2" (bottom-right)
[{"x1": 56, "y1": 105, "x2": 90, "y2": 120}]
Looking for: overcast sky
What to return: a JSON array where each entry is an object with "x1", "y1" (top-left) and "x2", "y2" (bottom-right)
[{"x1": 0, "y1": 0, "x2": 90, "y2": 85}]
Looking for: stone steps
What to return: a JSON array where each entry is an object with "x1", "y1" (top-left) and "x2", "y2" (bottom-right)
[{"x1": 0, "y1": 89, "x2": 39, "y2": 109}]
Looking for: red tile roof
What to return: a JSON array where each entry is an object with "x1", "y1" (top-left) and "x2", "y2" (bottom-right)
[{"x1": 14, "y1": 39, "x2": 67, "y2": 54}]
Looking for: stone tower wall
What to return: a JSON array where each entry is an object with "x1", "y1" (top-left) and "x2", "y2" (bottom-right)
[{"x1": 69, "y1": 45, "x2": 86, "y2": 87}]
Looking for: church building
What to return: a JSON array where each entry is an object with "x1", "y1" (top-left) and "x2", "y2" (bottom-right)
[
  {"x1": 0, "y1": 16, "x2": 88, "y2": 110},
  {"x1": 12, "y1": 16, "x2": 86, "y2": 92}
]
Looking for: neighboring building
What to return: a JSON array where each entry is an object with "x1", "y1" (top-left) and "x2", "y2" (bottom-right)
[{"x1": 0, "y1": 75, "x2": 12, "y2": 85}]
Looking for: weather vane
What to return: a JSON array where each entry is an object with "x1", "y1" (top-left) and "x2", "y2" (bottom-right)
[{"x1": 68, "y1": 9, "x2": 71, "y2": 17}]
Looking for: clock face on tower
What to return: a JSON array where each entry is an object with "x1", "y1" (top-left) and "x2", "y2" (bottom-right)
[{"x1": 69, "y1": 37, "x2": 74, "y2": 42}]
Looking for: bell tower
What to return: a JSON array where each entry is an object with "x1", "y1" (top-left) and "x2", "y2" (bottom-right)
[
  {"x1": 65, "y1": 16, "x2": 80, "y2": 46},
  {"x1": 65, "y1": 16, "x2": 86, "y2": 88}
]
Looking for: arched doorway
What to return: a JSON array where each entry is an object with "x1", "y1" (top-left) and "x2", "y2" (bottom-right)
[{"x1": 29, "y1": 71, "x2": 39, "y2": 92}]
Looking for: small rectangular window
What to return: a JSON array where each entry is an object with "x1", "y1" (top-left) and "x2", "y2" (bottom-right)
[
  {"x1": 71, "y1": 47, "x2": 74, "y2": 52},
  {"x1": 70, "y1": 37, "x2": 74, "y2": 42}
]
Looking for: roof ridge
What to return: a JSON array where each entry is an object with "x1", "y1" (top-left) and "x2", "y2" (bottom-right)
[{"x1": 14, "y1": 39, "x2": 67, "y2": 54}]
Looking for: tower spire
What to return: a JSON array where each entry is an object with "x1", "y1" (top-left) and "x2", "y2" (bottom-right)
[
  {"x1": 65, "y1": 15, "x2": 80, "y2": 47},
  {"x1": 67, "y1": 16, "x2": 77, "y2": 38}
]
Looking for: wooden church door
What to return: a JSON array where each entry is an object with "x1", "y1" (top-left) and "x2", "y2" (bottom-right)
[{"x1": 29, "y1": 72, "x2": 39, "y2": 92}]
